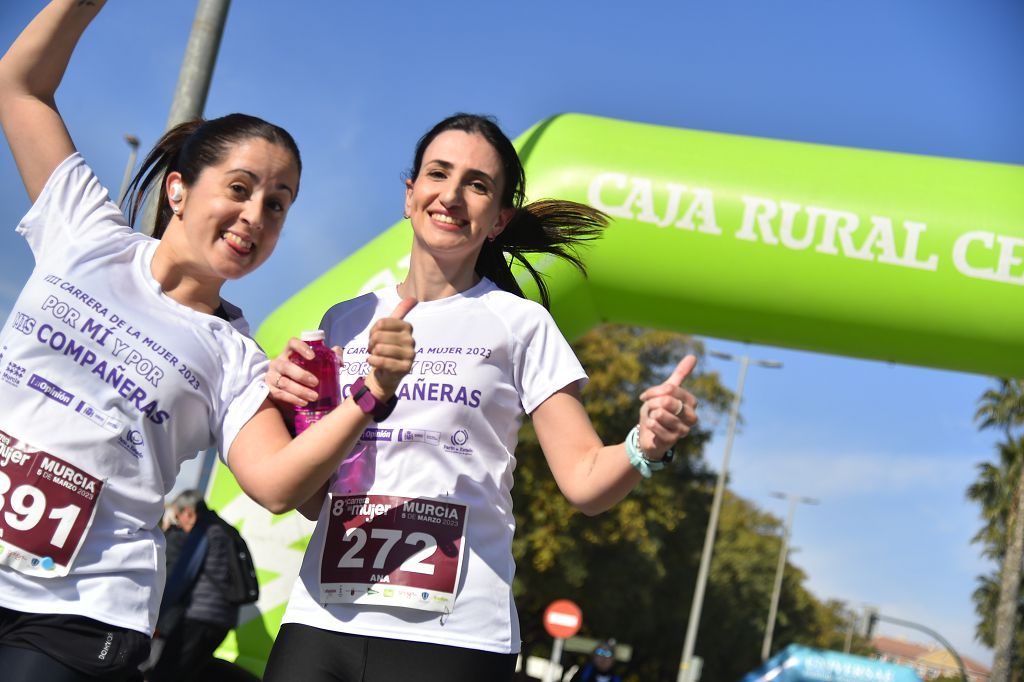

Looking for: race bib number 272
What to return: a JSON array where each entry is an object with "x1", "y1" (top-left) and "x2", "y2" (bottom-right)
[
  {"x1": 0, "y1": 429, "x2": 104, "y2": 577},
  {"x1": 319, "y1": 494, "x2": 468, "y2": 614}
]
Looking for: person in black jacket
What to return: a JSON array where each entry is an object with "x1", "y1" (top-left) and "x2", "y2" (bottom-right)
[
  {"x1": 146, "y1": 490, "x2": 239, "y2": 682},
  {"x1": 568, "y1": 639, "x2": 623, "y2": 682}
]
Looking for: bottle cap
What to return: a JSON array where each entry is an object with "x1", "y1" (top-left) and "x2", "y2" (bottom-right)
[{"x1": 300, "y1": 330, "x2": 326, "y2": 342}]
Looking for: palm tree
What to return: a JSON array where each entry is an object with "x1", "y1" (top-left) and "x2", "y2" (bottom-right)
[
  {"x1": 976, "y1": 380, "x2": 1024, "y2": 436},
  {"x1": 973, "y1": 379, "x2": 1024, "y2": 682},
  {"x1": 968, "y1": 440, "x2": 1024, "y2": 560}
]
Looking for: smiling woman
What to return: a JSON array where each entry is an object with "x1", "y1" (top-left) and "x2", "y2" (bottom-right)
[
  {"x1": 262, "y1": 113, "x2": 702, "y2": 682},
  {"x1": 0, "y1": 2, "x2": 416, "y2": 681},
  {"x1": 123, "y1": 117, "x2": 302, "y2": 314}
]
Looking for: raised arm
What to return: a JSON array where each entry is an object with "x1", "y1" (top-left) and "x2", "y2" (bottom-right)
[
  {"x1": 0, "y1": 0, "x2": 105, "y2": 202},
  {"x1": 531, "y1": 355, "x2": 699, "y2": 515}
]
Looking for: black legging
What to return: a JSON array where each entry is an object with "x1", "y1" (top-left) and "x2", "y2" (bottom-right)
[
  {"x1": 0, "y1": 643, "x2": 143, "y2": 682},
  {"x1": 264, "y1": 623, "x2": 518, "y2": 682}
]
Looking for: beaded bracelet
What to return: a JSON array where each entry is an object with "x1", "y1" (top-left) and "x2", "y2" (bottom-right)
[{"x1": 625, "y1": 425, "x2": 674, "y2": 478}]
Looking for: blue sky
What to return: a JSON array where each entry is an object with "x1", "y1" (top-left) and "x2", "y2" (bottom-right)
[{"x1": 1, "y1": 0, "x2": 1021, "y2": 669}]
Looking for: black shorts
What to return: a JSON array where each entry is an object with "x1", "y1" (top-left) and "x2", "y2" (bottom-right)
[
  {"x1": 264, "y1": 623, "x2": 517, "y2": 682},
  {"x1": 0, "y1": 606, "x2": 150, "y2": 681}
]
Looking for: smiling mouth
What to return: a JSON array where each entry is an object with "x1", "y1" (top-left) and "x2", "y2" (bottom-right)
[
  {"x1": 430, "y1": 212, "x2": 467, "y2": 227},
  {"x1": 223, "y1": 232, "x2": 254, "y2": 255}
]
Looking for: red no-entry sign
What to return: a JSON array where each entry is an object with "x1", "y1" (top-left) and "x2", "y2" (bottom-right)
[{"x1": 543, "y1": 599, "x2": 583, "y2": 639}]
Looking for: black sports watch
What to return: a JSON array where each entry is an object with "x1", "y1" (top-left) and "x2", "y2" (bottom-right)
[{"x1": 351, "y1": 376, "x2": 397, "y2": 421}]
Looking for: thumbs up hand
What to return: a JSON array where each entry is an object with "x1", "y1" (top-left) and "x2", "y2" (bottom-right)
[
  {"x1": 635, "y1": 355, "x2": 699, "y2": 461},
  {"x1": 364, "y1": 297, "x2": 418, "y2": 399}
]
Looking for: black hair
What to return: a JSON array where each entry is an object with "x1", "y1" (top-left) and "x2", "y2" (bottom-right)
[
  {"x1": 123, "y1": 113, "x2": 302, "y2": 239},
  {"x1": 409, "y1": 113, "x2": 606, "y2": 308}
]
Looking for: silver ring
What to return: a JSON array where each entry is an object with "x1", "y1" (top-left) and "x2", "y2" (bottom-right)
[{"x1": 675, "y1": 401, "x2": 685, "y2": 417}]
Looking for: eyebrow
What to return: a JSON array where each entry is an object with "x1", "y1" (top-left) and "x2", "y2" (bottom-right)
[
  {"x1": 229, "y1": 168, "x2": 296, "y2": 199},
  {"x1": 425, "y1": 159, "x2": 497, "y2": 185}
]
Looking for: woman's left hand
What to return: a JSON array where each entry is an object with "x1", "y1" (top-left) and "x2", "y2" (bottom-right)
[{"x1": 636, "y1": 355, "x2": 699, "y2": 460}]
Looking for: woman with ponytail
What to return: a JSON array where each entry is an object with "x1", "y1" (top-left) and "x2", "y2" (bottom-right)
[
  {"x1": 0, "y1": 3, "x2": 414, "y2": 680},
  {"x1": 263, "y1": 113, "x2": 700, "y2": 682}
]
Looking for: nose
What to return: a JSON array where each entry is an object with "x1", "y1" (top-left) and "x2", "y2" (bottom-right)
[
  {"x1": 240, "y1": 197, "x2": 264, "y2": 230},
  {"x1": 439, "y1": 180, "x2": 463, "y2": 208}
]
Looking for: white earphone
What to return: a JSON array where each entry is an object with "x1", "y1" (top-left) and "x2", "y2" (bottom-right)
[{"x1": 169, "y1": 182, "x2": 183, "y2": 202}]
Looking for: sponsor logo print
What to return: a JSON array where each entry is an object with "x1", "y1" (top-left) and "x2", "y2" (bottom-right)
[
  {"x1": 443, "y1": 428, "x2": 473, "y2": 456},
  {"x1": 3, "y1": 362, "x2": 26, "y2": 387},
  {"x1": 360, "y1": 428, "x2": 395, "y2": 442},
  {"x1": 116, "y1": 429, "x2": 145, "y2": 459},
  {"x1": 75, "y1": 401, "x2": 123, "y2": 433},
  {"x1": 399, "y1": 429, "x2": 441, "y2": 446},
  {"x1": 28, "y1": 374, "x2": 73, "y2": 406}
]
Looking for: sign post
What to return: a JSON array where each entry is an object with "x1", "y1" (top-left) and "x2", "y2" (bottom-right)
[{"x1": 543, "y1": 599, "x2": 583, "y2": 682}]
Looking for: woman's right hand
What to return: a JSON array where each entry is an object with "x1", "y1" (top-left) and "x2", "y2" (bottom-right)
[
  {"x1": 266, "y1": 338, "x2": 329, "y2": 407},
  {"x1": 266, "y1": 297, "x2": 417, "y2": 407}
]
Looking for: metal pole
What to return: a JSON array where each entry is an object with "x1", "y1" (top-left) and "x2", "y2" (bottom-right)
[
  {"x1": 140, "y1": 0, "x2": 231, "y2": 235},
  {"x1": 678, "y1": 355, "x2": 746, "y2": 682},
  {"x1": 544, "y1": 637, "x2": 565, "y2": 682},
  {"x1": 678, "y1": 353, "x2": 781, "y2": 682},
  {"x1": 761, "y1": 493, "x2": 818, "y2": 661},
  {"x1": 117, "y1": 134, "x2": 140, "y2": 204},
  {"x1": 872, "y1": 613, "x2": 968, "y2": 682}
]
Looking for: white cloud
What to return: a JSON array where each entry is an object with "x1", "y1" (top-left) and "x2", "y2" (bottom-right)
[{"x1": 731, "y1": 448, "x2": 979, "y2": 501}]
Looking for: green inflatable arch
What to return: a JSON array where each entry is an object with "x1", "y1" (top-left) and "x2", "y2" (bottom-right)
[
  {"x1": 209, "y1": 114, "x2": 1024, "y2": 674},
  {"x1": 258, "y1": 113, "x2": 1024, "y2": 378}
]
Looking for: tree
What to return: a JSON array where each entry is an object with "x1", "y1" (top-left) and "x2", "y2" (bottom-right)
[
  {"x1": 976, "y1": 380, "x2": 1024, "y2": 437},
  {"x1": 968, "y1": 439, "x2": 1024, "y2": 561},
  {"x1": 971, "y1": 379, "x2": 1024, "y2": 682}
]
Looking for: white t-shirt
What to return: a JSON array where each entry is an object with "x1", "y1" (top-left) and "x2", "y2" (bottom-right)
[
  {"x1": 0, "y1": 154, "x2": 269, "y2": 634},
  {"x1": 282, "y1": 279, "x2": 587, "y2": 654}
]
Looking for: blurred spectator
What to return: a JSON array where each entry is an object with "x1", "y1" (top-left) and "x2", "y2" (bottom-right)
[
  {"x1": 568, "y1": 639, "x2": 623, "y2": 682},
  {"x1": 145, "y1": 490, "x2": 239, "y2": 682}
]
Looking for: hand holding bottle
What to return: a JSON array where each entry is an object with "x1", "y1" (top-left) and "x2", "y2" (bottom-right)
[{"x1": 268, "y1": 298, "x2": 417, "y2": 410}]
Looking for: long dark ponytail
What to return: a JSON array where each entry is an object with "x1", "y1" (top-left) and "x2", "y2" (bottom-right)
[
  {"x1": 409, "y1": 113, "x2": 607, "y2": 309},
  {"x1": 123, "y1": 113, "x2": 302, "y2": 238}
]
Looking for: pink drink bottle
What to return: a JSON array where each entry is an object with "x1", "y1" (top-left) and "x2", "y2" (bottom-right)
[{"x1": 292, "y1": 330, "x2": 341, "y2": 433}]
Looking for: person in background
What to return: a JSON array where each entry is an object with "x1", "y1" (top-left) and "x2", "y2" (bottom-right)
[
  {"x1": 568, "y1": 639, "x2": 623, "y2": 682},
  {"x1": 145, "y1": 490, "x2": 237, "y2": 682}
]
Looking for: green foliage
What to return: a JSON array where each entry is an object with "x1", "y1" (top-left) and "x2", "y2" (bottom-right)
[
  {"x1": 968, "y1": 377, "x2": 1024, "y2": 672},
  {"x1": 967, "y1": 438, "x2": 1024, "y2": 560},
  {"x1": 975, "y1": 379, "x2": 1024, "y2": 439},
  {"x1": 511, "y1": 325, "x2": 868, "y2": 680}
]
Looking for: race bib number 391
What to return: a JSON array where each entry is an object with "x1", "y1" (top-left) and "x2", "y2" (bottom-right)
[
  {"x1": 319, "y1": 494, "x2": 468, "y2": 614},
  {"x1": 0, "y1": 429, "x2": 103, "y2": 577}
]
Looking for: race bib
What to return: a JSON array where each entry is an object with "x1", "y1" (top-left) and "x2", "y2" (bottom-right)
[
  {"x1": 0, "y1": 429, "x2": 104, "y2": 577},
  {"x1": 319, "y1": 494, "x2": 468, "y2": 613}
]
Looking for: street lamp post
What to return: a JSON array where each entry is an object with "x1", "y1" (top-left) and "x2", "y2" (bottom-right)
[
  {"x1": 761, "y1": 492, "x2": 819, "y2": 661},
  {"x1": 117, "y1": 134, "x2": 140, "y2": 204},
  {"x1": 869, "y1": 612, "x2": 968, "y2": 682},
  {"x1": 678, "y1": 352, "x2": 782, "y2": 682},
  {"x1": 141, "y1": 0, "x2": 231, "y2": 234}
]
